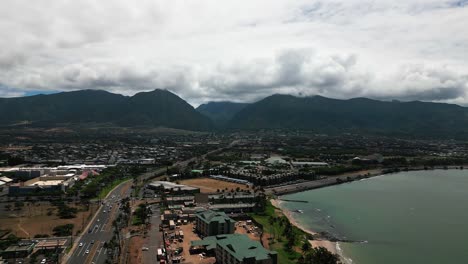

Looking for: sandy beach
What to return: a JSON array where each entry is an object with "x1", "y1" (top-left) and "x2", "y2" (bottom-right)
[{"x1": 270, "y1": 199, "x2": 338, "y2": 255}]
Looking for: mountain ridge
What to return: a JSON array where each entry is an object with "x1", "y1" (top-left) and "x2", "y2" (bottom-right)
[
  {"x1": 0, "y1": 89, "x2": 213, "y2": 131},
  {"x1": 2, "y1": 90, "x2": 468, "y2": 138}
]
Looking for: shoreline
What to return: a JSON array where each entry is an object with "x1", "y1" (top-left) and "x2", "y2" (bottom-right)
[
  {"x1": 266, "y1": 166, "x2": 468, "y2": 196},
  {"x1": 270, "y1": 199, "x2": 339, "y2": 255}
]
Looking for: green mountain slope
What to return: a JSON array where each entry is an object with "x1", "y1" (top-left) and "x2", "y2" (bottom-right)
[
  {"x1": 0, "y1": 89, "x2": 212, "y2": 131},
  {"x1": 228, "y1": 94, "x2": 468, "y2": 138},
  {"x1": 196, "y1": 101, "x2": 249, "y2": 127}
]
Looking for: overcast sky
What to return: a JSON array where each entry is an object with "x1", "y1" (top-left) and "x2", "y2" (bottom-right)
[{"x1": 1, "y1": 0, "x2": 468, "y2": 106}]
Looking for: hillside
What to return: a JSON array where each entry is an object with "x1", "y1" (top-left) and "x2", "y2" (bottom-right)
[
  {"x1": 228, "y1": 94, "x2": 468, "y2": 138},
  {"x1": 196, "y1": 101, "x2": 249, "y2": 127},
  {"x1": 0, "y1": 89, "x2": 212, "y2": 131}
]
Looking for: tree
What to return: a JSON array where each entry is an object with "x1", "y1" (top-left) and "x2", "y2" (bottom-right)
[
  {"x1": 303, "y1": 246, "x2": 341, "y2": 264},
  {"x1": 52, "y1": 224, "x2": 74, "y2": 236},
  {"x1": 302, "y1": 241, "x2": 311, "y2": 252}
]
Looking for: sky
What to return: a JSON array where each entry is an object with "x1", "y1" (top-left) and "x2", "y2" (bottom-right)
[{"x1": 1, "y1": 0, "x2": 468, "y2": 106}]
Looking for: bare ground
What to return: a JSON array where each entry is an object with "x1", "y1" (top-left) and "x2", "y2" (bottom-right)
[{"x1": 180, "y1": 178, "x2": 251, "y2": 193}]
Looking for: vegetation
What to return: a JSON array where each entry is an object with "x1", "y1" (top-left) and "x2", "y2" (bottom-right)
[
  {"x1": 228, "y1": 94, "x2": 468, "y2": 139},
  {"x1": 0, "y1": 234, "x2": 20, "y2": 250},
  {"x1": 0, "y1": 89, "x2": 212, "y2": 130},
  {"x1": 72, "y1": 165, "x2": 146, "y2": 199},
  {"x1": 249, "y1": 201, "x2": 304, "y2": 264},
  {"x1": 299, "y1": 246, "x2": 341, "y2": 264},
  {"x1": 52, "y1": 224, "x2": 74, "y2": 236},
  {"x1": 53, "y1": 201, "x2": 78, "y2": 219},
  {"x1": 132, "y1": 203, "x2": 151, "y2": 225}
]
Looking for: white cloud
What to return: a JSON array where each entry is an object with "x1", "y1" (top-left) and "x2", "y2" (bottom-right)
[{"x1": 0, "y1": 0, "x2": 467, "y2": 106}]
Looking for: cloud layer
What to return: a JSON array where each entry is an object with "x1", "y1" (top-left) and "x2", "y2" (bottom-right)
[{"x1": 1, "y1": 0, "x2": 468, "y2": 106}]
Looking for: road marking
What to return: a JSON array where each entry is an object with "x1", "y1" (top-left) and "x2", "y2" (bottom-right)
[
  {"x1": 82, "y1": 243, "x2": 91, "y2": 256},
  {"x1": 77, "y1": 242, "x2": 86, "y2": 256},
  {"x1": 84, "y1": 242, "x2": 100, "y2": 264},
  {"x1": 94, "y1": 242, "x2": 105, "y2": 262}
]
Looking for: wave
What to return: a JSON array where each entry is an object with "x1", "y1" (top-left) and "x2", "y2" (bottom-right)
[{"x1": 336, "y1": 242, "x2": 354, "y2": 264}]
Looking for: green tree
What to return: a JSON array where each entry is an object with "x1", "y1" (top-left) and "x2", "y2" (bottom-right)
[{"x1": 303, "y1": 246, "x2": 341, "y2": 264}]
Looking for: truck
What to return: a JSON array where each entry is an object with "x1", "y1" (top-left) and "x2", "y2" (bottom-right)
[{"x1": 157, "y1": 248, "x2": 164, "y2": 260}]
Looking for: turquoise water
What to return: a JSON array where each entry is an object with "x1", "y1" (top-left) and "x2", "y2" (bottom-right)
[{"x1": 280, "y1": 170, "x2": 468, "y2": 264}]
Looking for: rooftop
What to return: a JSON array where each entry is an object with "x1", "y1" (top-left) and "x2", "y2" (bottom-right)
[
  {"x1": 149, "y1": 181, "x2": 199, "y2": 191},
  {"x1": 191, "y1": 234, "x2": 277, "y2": 262},
  {"x1": 196, "y1": 209, "x2": 236, "y2": 225}
]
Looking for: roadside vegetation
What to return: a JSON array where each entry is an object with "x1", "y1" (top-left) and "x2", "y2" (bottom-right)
[{"x1": 67, "y1": 165, "x2": 147, "y2": 199}]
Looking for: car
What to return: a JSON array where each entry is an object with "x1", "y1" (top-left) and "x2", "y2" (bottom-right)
[
  {"x1": 40, "y1": 259, "x2": 46, "y2": 264},
  {"x1": 142, "y1": 247, "x2": 149, "y2": 251},
  {"x1": 79, "y1": 242, "x2": 83, "y2": 247},
  {"x1": 97, "y1": 219, "x2": 100, "y2": 222},
  {"x1": 85, "y1": 250, "x2": 90, "y2": 254},
  {"x1": 91, "y1": 240, "x2": 95, "y2": 244},
  {"x1": 103, "y1": 210, "x2": 106, "y2": 213}
]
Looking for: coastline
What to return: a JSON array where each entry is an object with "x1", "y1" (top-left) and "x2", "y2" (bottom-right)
[
  {"x1": 266, "y1": 165, "x2": 468, "y2": 197},
  {"x1": 270, "y1": 199, "x2": 338, "y2": 255}
]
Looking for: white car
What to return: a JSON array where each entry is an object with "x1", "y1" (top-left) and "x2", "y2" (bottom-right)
[
  {"x1": 41, "y1": 259, "x2": 46, "y2": 264},
  {"x1": 79, "y1": 242, "x2": 83, "y2": 247},
  {"x1": 85, "y1": 250, "x2": 90, "y2": 254}
]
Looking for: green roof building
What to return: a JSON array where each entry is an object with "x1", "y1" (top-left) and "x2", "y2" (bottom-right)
[
  {"x1": 195, "y1": 209, "x2": 236, "y2": 237},
  {"x1": 191, "y1": 234, "x2": 277, "y2": 264}
]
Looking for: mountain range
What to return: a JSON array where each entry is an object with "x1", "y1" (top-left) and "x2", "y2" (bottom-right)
[
  {"x1": 0, "y1": 89, "x2": 212, "y2": 131},
  {"x1": 2, "y1": 89, "x2": 468, "y2": 138}
]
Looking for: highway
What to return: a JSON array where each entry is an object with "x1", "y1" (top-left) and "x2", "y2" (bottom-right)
[{"x1": 67, "y1": 182, "x2": 131, "y2": 264}]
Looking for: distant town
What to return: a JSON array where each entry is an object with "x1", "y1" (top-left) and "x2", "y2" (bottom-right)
[{"x1": 1, "y1": 130, "x2": 468, "y2": 264}]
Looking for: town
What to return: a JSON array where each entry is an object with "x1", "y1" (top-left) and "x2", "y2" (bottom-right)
[{"x1": 1, "y1": 131, "x2": 468, "y2": 264}]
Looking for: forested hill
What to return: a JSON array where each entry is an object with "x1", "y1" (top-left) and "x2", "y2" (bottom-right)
[
  {"x1": 227, "y1": 94, "x2": 468, "y2": 139},
  {"x1": 0, "y1": 89, "x2": 213, "y2": 131}
]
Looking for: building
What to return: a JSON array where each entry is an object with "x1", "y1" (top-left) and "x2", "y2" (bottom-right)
[
  {"x1": 1, "y1": 241, "x2": 35, "y2": 259},
  {"x1": 264, "y1": 156, "x2": 287, "y2": 165},
  {"x1": 148, "y1": 181, "x2": 200, "y2": 194},
  {"x1": 191, "y1": 234, "x2": 277, "y2": 264},
  {"x1": 195, "y1": 210, "x2": 236, "y2": 237},
  {"x1": 291, "y1": 161, "x2": 329, "y2": 167},
  {"x1": 0, "y1": 176, "x2": 13, "y2": 184}
]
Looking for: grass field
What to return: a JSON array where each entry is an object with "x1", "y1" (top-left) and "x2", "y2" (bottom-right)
[{"x1": 179, "y1": 177, "x2": 251, "y2": 193}]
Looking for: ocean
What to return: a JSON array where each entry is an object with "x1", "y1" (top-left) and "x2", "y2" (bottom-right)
[{"x1": 279, "y1": 170, "x2": 468, "y2": 264}]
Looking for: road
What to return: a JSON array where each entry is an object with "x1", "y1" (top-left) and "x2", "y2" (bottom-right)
[
  {"x1": 67, "y1": 182, "x2": 131, "y2": 264},
  {"x1": 142, "y1": 204, "x2": 162, "y2": 264}
]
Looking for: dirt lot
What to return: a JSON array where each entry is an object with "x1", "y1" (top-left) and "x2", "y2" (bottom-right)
[
  {"x1": 168, "y1": 222, "x2": 215, "y2": 264},
  {"x1": 235, "y1": 221, "x2": 262, "y2": 243},
  {"x1": 0, "y1": 202, "x2": 98, "y2": 238},
  {"x1": 180, "y1": 178, "x2": 251, "y2": 193},
  {"x1": 128, "y1": 235, "x2": 145, "y2": 264}
]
